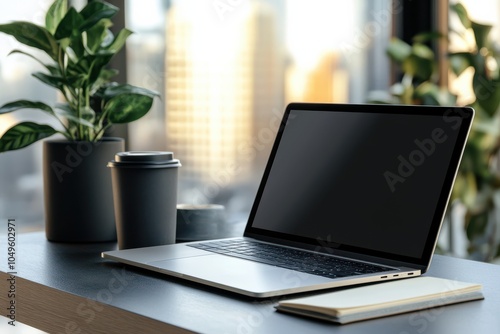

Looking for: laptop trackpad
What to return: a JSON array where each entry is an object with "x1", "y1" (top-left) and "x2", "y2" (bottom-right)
[{"x1": 148, "y1": 254, "x2": 331, "y2": 296}]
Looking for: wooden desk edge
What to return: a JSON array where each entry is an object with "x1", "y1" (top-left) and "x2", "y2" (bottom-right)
[{"x1": 0, "y1": 271, "x2": 193, "y2": 334}]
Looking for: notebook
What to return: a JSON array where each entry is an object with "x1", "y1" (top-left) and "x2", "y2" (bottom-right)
[
  {"x1": 102, "y1": 103, "x2": 474, "y2": 298},
  {"x1": 275, "y1": 276, "x2": 484, "y2": 324}
]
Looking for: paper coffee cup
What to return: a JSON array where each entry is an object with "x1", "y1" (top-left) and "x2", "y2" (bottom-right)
[{"x1": 108, "y1": 151, "x2": 181, "y2": 249}]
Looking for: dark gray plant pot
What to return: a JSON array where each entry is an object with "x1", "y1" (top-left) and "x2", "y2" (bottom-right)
[{"x1": 43, "y1": 138, "x2": 125, "y2": 242}]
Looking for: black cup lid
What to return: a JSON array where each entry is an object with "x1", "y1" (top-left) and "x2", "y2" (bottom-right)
[
  {"x1": 116, "y1": 151, "x2": 174, "y2": 162},
  {"x1": 108, "y1": 151, "x2": 181, "y2": 168}
]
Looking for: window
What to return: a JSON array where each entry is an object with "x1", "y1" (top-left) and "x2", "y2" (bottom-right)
[
  {"x1": 0, "y1": 0, "x2": 404, "y2": 231},
  {"x1": 125, "y1": 0, "x2": 394, "y2": 222},
  {"x1": 0, "y1": 0, "x2": 55, "y2": 232}
]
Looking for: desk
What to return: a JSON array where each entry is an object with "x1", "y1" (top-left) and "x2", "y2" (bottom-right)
[{"x1": 1, "y1": 232, "x2": 499, "y2": 333}]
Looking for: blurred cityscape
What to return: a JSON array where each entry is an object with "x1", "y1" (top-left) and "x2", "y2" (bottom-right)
[
  {"x1": 0, "y1": 0, "x2": 392, "y2": 231},
  {"x1": 126, "y1": 0, "x2": 391, "y2": 222}
]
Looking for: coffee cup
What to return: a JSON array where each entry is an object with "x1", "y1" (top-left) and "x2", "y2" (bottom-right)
[{"x1": 107, "y1": 151, "x2": 181, "y2": 249}]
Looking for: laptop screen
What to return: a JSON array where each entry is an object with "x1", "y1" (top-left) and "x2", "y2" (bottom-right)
[{"x1": 245, "y1": 103, "x2": 474, "y2": 266}]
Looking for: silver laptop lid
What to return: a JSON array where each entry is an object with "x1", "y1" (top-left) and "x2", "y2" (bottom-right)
[{"x1": 244, "y1": 103, "x2": 474, "y2": 271}]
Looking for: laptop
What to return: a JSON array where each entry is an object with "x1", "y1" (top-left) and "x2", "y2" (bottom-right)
[{"x1": 102, "y1": 103, "x2": 474, "y2": 298}]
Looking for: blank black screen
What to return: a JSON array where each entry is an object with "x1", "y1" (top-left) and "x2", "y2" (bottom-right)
[{"x1": 250, "y1": 109, "x2": 463, "y2": 259}]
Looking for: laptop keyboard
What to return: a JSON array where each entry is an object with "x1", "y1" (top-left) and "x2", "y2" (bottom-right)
[{"x1": 188, "y1": 239, "x2": 390, "y2": 279}]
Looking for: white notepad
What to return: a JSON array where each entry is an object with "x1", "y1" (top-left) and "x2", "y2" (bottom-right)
[{"x1": 275, "y1": 276, "x2": 484, "y2": 324}]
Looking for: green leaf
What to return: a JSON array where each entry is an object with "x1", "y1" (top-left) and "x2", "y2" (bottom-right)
[
  {"x1": 54, "y1": 8, "x2": 86, "y2": 59},
  {"x1": 67, "y1": 55, "x2": 91, "y2": 75},
  {"x1": 81, "y1": 106, "x2": 96, "y2": 121},
  {"x1": 0, "y1": 100, "x2": 55, "y2": 117},
  {"x1": 103, "y1": 28, "x2": 133, "y2": 54},
  {"x1": 88, "y1": 54, "x2": 113, "y2": 86},
  {"x1": 45, "y1": 64, "x2": 62, "y2": 76},
  {"x1": 412, "y1": 43, "x2": 434, "y2": 60},
  {"x1": 80, "y1": 1, "x2": 119, "y2": 32},
  {"x1": 471, "y1": 21, "x2": 492, "y2": 51},
  {"x1": 402, "y1": 54, "x2": 434, "y2": 81},
  {"x1": 65, "y1": 54, "x2": 113, "y2": 89},
  {"x1": 0, "y1": 122, "x2": 57, "y2": 152},
  {"x1": 449, "y1": 52, "x2": 473, "y2": 76},
  {"x1": 85, "y1": 18, "x2": 112, "y2": 53},
  {"x1": 453, "y1": 173, "x2": 477, "y2": 205},
  {"x1": 54, "y1": 7, "x2": 84, "y2": 40},
  {"x1": 472, "y1": 53, "x2": 487, "y2": 76},
  {"x1": 67, "y1": 54, "x2": 109, "y2": 87},
  {"x1": 466, "y1": 211, "x2": 489, "y2": 240},
  {"x1": 462, "y1": 171, "x2": 477, "y2": 208},
  {"x1": 414, "y1": 81, "x2": 440, "y2": 106},
  {"x1": 402, "y1": 87, "x2": 414, "y2": 105},
  {"x1": 105, "y1": 93, "x2": 154, "y2": 124},
  {"x1": 94, "y1": 68, "x2": 118, "y2": 84},
  {"x1": 412, "y1": 31, "x2": 445, "y2": 43},
  {"x1": 414, "y1": 82, "x2": 457, "y2": 106},
  {"x1": 8, "y1": 49, "x2": 47, "y2": 68},
  {"x1": 464, "y1": 133, "x2": 493, "y2": 184},
  {"x1": 0, "y1": 22, "x2": 59, "y2": 61},
  {"x1": 46, "y1": 0, "x2": 68, "y2": 34},
  {"x1": 89, "y1": 70, "x2": 118, "y2": 96},
  {"x1": 473, "y1": 118, "x2": 500, "y2": 136},
  {"x1": 450, "y1": 3, "x2": 471, "y2": 29},
  {"x1": 103, "y1": 83, "x2": 160, "y2": 99},
  {"x1": 32, "y1": 71, "x2": 64, "y2": 90},
  {"x1": 473, "y1": 75, "x2": 500, "y2": 117},
  {"x1": 365, "y1": 90, "x2": 399, "y2": 104},
  {"x1": 55, "y1": 105, "x2": 94, "y2": 128},
  {"x1": 386, "y1": 37, "x2": 411, "y2": 63}
]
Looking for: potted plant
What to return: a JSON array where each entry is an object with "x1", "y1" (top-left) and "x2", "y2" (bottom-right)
[
  {"x1": 369, "y1": 3, "x2": 500, "y2": 262},
  {"x1": 0, "y1": 0, "x2": 158, "y2": 242}
]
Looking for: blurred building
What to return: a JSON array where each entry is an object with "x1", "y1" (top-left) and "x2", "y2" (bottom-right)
[
  {"x1": 285, "y1": 52, "x2": 348, "y2": 103},
  {"x1": 165, "y1": 0, "x2": 284, "y2": 204}
]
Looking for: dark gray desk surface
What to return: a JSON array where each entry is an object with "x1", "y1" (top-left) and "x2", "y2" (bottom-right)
[{"x1": 1, "y1": 232, "x2": 499, "y2": 333}]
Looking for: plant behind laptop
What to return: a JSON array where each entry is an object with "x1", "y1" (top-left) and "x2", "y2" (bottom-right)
[{"x1": 369, "y1": 3, "x2": 500, "y2": 262}]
